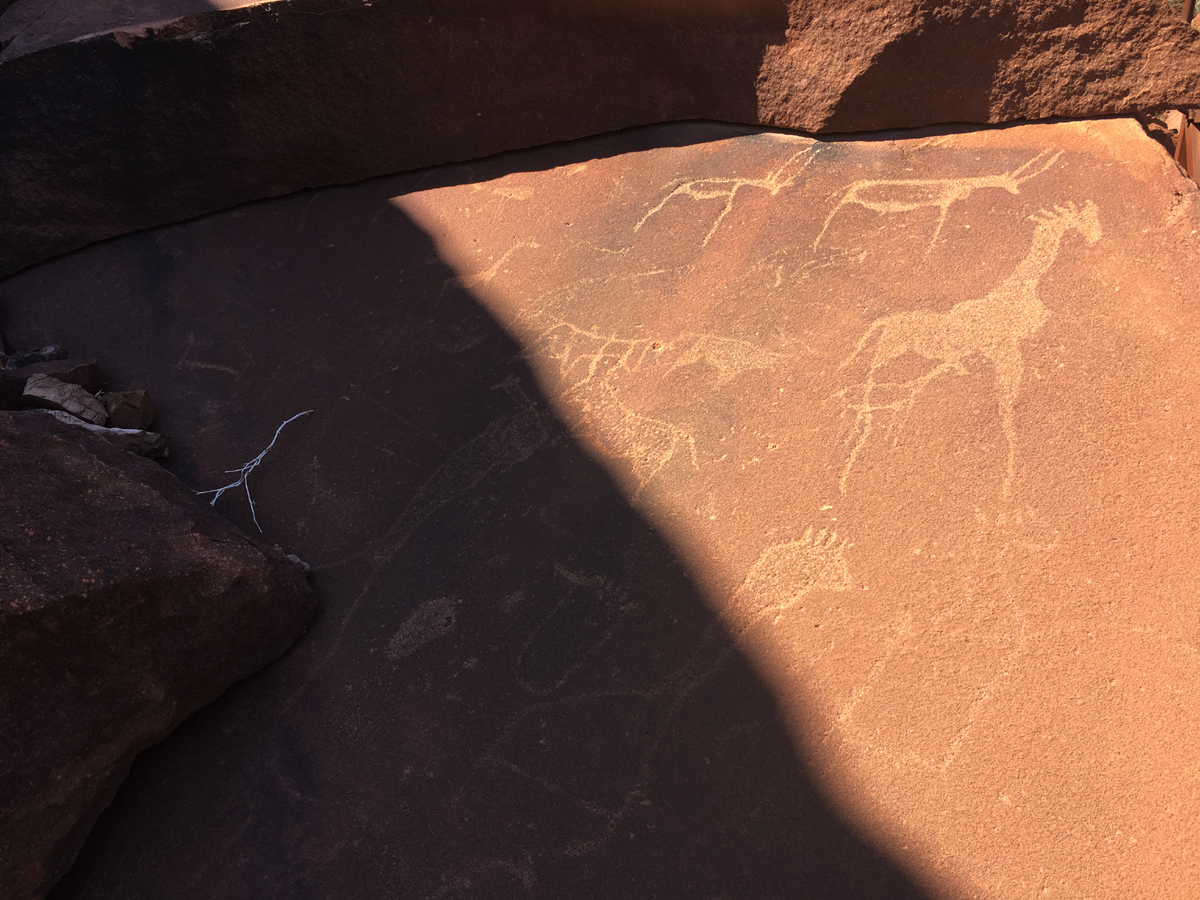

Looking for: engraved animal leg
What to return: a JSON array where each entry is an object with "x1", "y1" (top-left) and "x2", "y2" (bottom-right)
[
  {"x1": 837, "y1": 315, "x2": 921, "y2": 488},
  {"x1": 883, "y1": 356, "x2": 968, "y2": 446},
  {"x1": 836, "y1": 327, "x2": 906, "y2": 491},
  {"x1": 836, "y1": 375, "x2": 880, "y2": 493},
  {"x1": 992, "y1": 345, "x2": 1024, "y2": 499}
]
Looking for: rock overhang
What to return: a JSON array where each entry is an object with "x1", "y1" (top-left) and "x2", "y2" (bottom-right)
[{"x1": 2, "y1": 0, "x2": 1200, "y2": 278}]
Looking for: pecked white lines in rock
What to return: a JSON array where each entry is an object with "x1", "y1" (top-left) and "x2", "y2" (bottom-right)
[
  {"x1": 833, "y1": 604, "x2": 1031, "y2": 776},
  {"x1": 455, "y1": 526, "x2": 859, "y2": 861},
  {"x1": 833, "y1": 200, "x2": 1101, "y2": 497},
  {"x1": 521, "y1": 312, "x2": 788, "y2": 498},
  {"x1": 832, "y1": 509, "x2": 1042, "y2": 775},
  {"x1": 176, "y1": 331, "x2": 250, "y2": 379},
  {"x1": 385, "y1": 596, "x2": 461, "y2": 661},
  {"x1": 453, "y1": 616, "x2": 739, "y2": 860},
  {"x1": 441, "y1": 241, "x2": 541, "y2": 298},
  {"x1": 726, "y1": 525, "x2": 854, "y2": 635},
  {"x1": 513, "y1": 564, "x2": 629, "y2": 697},
  {"x1": 798, "y1": 246, "x2": 869, "y2": 280},
  {"x1": 286, "y1": 377, "x2": 549, "y2": 707},
  {"x1": 663, "y1": 333, "x2": 792, "y2": 387},
  {"x1": 415, "y1": 857, "x2": 539, "y2": 899},
  {"x1": 813, "y1": 150, "x2": 1063, "y2": 254},
  {"x1": 635, "y1": 143, "x2": 821, "y2": 246}
]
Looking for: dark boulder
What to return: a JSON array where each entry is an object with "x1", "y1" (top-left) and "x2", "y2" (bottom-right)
[
  {"x1": 0, "y1": 411, "x2": 317, "y2": 900},
  {"x1": 99, "y1": 391, "x2": 155, "y2": 431}
]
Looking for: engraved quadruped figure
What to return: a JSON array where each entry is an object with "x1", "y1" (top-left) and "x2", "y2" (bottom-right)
[
  {"x1": 523, "y1": 315, "x2": 786, "y2": 499},
  {"x1": 635, "y1": 145, "x2": 818, "y2": 246},
  {"x1": 813, "y1": 150, "x2": 1063, "y2": 254},
  {"x1": 835, "y1": 200, "x2": 1102, "y2": 496}
]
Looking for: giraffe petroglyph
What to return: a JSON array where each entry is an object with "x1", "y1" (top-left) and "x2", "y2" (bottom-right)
[
  {"x1": 835, "y1": 200, "x2": 1102, "y2": 496},
  {"x1": 813, "y1": 150, "x2": 1063, "y2": 253}
]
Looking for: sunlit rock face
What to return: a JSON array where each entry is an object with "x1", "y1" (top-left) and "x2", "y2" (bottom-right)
[
  {"x1": 397, "y1": 118, "x2": 1200, "y2": 897},
  {"x1": 6, "y1": 118, "x2": 1199, "y2": 899},
  {"x1": 3, "y1": 0, "x2": 1200, "y2": 276}
]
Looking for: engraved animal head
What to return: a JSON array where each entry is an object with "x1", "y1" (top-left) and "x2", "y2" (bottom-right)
[{"x1": 1030, "y1": 200, "x2": 1102, "y2": 245}]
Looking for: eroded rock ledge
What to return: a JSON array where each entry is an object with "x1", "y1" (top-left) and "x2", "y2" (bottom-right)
[{"x1": 2, "y1": 0, "x2": 1199, "y2": 278}]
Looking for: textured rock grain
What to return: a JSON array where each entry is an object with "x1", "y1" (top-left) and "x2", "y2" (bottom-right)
[
  {"x1": 2, "y1": 0, "x2": 1198, "y2": 277},
  {"x1": 100, "y1": 391, "x2": 155, "y2": 430},
  {"x1": 39, "y1": 409, "x2": 171, "y2": 457},
  {"x1": 22, "y1": 375, "x2": 107, "y2": 424},
  {"x1": 0, "y1": 412, "x2": 317, "y2": 900},
  {"x1": 0, "y1": 360, "x2": 103, "y2": 410},
  {"x1": 5, "y1": 118, "x2": 1197, "y2": 900}
]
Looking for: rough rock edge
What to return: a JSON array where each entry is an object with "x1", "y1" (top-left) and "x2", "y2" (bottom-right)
[
  {"x1": 37, "y1": 408, "x2": 170, "y2": 456},
  {"x1": 2, "y1": 0, "x2": 1199, "y2": 278},
  {"x1": 0, "y1": 411, "x2": 317, "y2": 899}
]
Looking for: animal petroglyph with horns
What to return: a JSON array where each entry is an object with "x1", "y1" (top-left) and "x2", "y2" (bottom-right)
[{"x1": 835, "y1": 200, "x2": 1102, "y2": 496}]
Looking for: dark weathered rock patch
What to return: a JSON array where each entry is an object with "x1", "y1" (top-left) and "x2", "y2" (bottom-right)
[
  {"x1": 0, "y1": 411, "x2": 317, "y2": 900},
  {"x1": 99, "y1": 391, "x2": 155, "y2": 431},
  {"x1": 2, "y1": 0, "x2": 1198, "y2": 277}
]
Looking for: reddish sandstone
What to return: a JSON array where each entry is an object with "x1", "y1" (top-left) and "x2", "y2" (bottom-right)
[{"x1": 3, "y1": 118, "x2": 1196, "y2": 900}]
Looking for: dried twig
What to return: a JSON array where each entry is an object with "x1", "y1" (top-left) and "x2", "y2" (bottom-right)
[{"x1": 197, "y1": 410, "x2": 312, "y2": 532}]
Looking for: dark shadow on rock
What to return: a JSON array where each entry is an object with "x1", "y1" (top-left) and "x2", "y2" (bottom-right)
[
  {"x1": 397, "y1": 121, "x2": 780, "y2": 195},
  {"x1": 1, "y1": 144, "x2": 929, "y2": 899},
  {"x1": 0, "y1": 0, "x2": 787, "y2": 277},
  {"x1": 822, "y1": 28, "x2": 1001, "y2": 132}
]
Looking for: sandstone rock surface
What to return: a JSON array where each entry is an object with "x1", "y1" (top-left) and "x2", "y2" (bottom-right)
[
  {"x1": 4, "y1": 118, "x2": 1197, "y2": 900},
  {"x1": 2, "y1": 0, "x2": 1199, "y2": 277},
  {"x1": 22, "y1": 374, "x2": 107, "y2": 424},
  {"x1": 0, "y1": 360, "x2": 103, "y2": 409},
  {"x1": 100, "y1": 390, "x2": 154, "y2": 430},
  {"x1": 40, "y1": 408, "x2": 171, "y2": 458},
  {"x1": 0, "y1": 411, "x2": 317, "y2": 900}
]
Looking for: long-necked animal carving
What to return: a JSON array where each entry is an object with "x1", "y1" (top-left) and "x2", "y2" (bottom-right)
[{"x1": 836, "y1": 200, "x2": 1102, "y2": 496}]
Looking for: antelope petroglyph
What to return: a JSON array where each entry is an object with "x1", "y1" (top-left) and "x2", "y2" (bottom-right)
[
  {"x1": 523, "y1": 315, "x2": 787, "y2": 498},
  {"x1": 813, "y1": 151, "x2": 1063, "y2": 254},
  {"x1": 636, "y1": 145, "x2": 819, "y2": 246},
  {"x1": 835, "y1": 200, "x2": 1102, "y2": 496}
]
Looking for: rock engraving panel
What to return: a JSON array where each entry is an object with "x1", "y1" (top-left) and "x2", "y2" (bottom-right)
[
  {"x1": 813, "y1": 150, "x2": 1062, "y2": 253},
  {"x1": 835, "y1": 200, "x2": 1101, "y2": 496}
]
